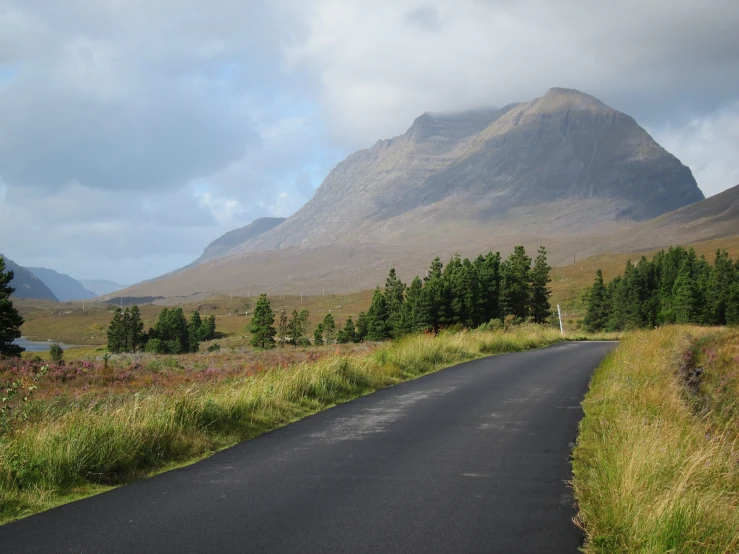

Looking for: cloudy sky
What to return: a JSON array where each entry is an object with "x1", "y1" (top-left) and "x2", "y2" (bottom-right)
[{"x1": 1, "y1": 0, "x2": 738, "y2": 284}]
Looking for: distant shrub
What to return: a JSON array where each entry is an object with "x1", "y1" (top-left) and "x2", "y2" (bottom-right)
[
  {"x1": 475, "y1": 319, "x2": 504, "y2": 332},
  {"x1": 207, "y1": 343, "x2": 221, "y2": 352},
  {"x1": 49, "y1": 343, "x2": 64, "y2": 363},
  {"x1": 144, "y1": 339, "x2": 160, "y2": 354}
]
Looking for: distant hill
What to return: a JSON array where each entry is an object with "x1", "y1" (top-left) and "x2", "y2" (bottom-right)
[
  {"x1": 27, "y1": 267, "x2": 96, "y2": 301},
  {"x1": 79, "y1": 279, "x2": 127, "y2": 296},
  {"x1": 119, "y1": 88, "x2": 709, "y2": 298},
  {"x1": 0, "y1": 255, "x2": 58, "y2": 301}
]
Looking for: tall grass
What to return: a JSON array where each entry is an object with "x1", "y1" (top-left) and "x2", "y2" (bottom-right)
[
  {"x1": 0, "y1": 325, "x2": 561, "y2": 523},
  {"x1": 572, "y1": 327, "x2": 739, "y2": 553}
]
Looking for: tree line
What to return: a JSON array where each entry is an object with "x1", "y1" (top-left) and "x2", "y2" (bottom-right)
[
  {"x1": 584, "y1": 247, "x2": 739, "y2": 332},
  {"x1": 107, "y1": 306, "x2": 217, "y2": 354},
  {"x1": 248, "y1": 245, "x2": 552, "y2": 348}
]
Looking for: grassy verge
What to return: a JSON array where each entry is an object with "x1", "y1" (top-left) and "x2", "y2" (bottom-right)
[
  {"x1": 0, "y1": 325, "x2": 562, "y2": 524},
  {"x1": 572, "y1": 327, "x2": 739, "y2": 553}
]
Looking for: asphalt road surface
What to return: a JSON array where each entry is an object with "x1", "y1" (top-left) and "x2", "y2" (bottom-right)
[{"x1": 1, "y1": 341, "x2": 615, "y2": 554}]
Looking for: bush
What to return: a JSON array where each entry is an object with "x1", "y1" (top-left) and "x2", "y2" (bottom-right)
[
  {"x1": 49, "y1": 343, "x2": 64, "y2": 363},
  {"x1": 207, "y1": 343, "x2": 221, "y2": 352},
  {"x1": 145, "y1": 338, "x2": 163, "y2": 354}
]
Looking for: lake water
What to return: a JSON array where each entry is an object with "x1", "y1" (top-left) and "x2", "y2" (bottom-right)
[{"x1": 13, "y1": 338, "x2": 74, "y2": 352}]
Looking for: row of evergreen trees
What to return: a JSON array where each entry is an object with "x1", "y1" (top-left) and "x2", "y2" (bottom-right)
[
  {"x1": 247, "y1": 245, "x2": 552, "y2": 349},
  {"x1": 107, "y1": 306, "x2": 216, "y2": 354},
  {"x1": 584, "y1": 247, "x2": 739, "y2": 332},
  {"x1": 362, "y1": 246, "x2": 552, "y2": 340},
  {"x1": 249, "y1": 297, "x2": 368, "y2": 349}
]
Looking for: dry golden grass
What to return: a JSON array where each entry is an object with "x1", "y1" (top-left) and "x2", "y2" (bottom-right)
[{"x1": 572, "y1": 326, "x2": 739, "y2": 553}]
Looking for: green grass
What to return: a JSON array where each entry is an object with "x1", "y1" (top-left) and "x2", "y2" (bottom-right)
[
  {"x1": 572, "y1": 327, "x2": 739, "y2": 553},
  {"x1": 0, "y1": 325, "x2": 563, "y2": 524}
]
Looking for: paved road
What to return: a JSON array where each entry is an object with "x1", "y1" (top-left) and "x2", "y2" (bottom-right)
[{"x1": 1, "y1": 341, "x2": 614, "y2": 553}]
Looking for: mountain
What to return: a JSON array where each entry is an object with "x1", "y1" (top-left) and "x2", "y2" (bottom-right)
[
  {"x1": 79, "y1": 279, "x2": 127, "y2": 296},
  {"x1": 0, "y1": 255, "x2": 58, "y2": 301},
  {"x1": 229, "y1": 87, "x2": 701, "y2": 254},
  {"x1": 27, "y1": 267, "x2": 96, "y2": 301},
  {"x1": 194, "y1": 217, "x2": 286, "y2": 264},
  {"x1": 119, "y1": 88, "x2": 709, "y2": 298}
]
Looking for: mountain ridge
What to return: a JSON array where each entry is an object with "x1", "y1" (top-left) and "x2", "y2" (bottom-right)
[{"x1": 1, "y1": 255, "x2": 59, "y2": 301}]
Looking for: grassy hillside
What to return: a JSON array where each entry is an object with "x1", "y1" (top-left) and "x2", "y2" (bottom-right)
[
  {"x1": 0, "y1": 325, "x2": 562, "y2": 523},
  {"x1": 572, "y1": 327, "x2": 739, "y2": 553}
]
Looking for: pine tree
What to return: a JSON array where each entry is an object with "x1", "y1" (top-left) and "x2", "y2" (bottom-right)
[
  {"x1": 583, "y1": 270, "x2": 608, "y2": 332},
  {"x1": 337, "y1": 316, "x2": 356, "y2": 344},
  {"x1": 107, "y1": 308, "x2": 125, "y2": 354},
  {"x1": 706, "y1": 250, "x2": 733, "y2": 325},
  {"x1": 313, "y1": 323, "x2": 325, "y2": 346},
  {"x1": 366, "y1": 288, "x2": 391, "y2": 341},
  {"x1": 277, "y1": 310, "x2": 289, "y2": 347},
  {"x1": 726, "y1": 282, "x2": 739, "y2": 326},
  {"x1": 384, "y1": 268, "x2": 406, "y2": 338},
  {"x1": 355, "y1": 311, "x2": 369, "y2": 342},
  {"x1": 0, "y1": 256, "x2": 24, "y2": 358},
  {"x1": 477, "y1": 252, "x2": 501, "y2": 323},
  {"x1": 423, "y1": 258, "x2": 450, "y2": 333},
  {"x1": 399, "y1": 276, "x2": 424, "y2": 334},
  {"x1": 130, "y1": 305, "x2": 145, "y2": 353},
  {"x1": 322, "y1": 312, "x2": 336, "y2": 344},
  {"x1": 288, "y1": 310, "x2": 304, "y2": 348},
  {"x1": 122, "y1": 308, "x2": 132, "y2": 351},
  {"x1": 529, "y1": 246, "x2": 552, "y2": 324},
  {"x1": 500, "y1": 246, "x2": 531, "y2": 320},
  {"x1": 249, "y1": 294, "x2": 276, "y2": 349},
  {"x1": 673, "y1": 261, "x2": 699, "y2": 324},
  {"x1": 188, "y1": 311, "x2": 204, "y2": 352}
]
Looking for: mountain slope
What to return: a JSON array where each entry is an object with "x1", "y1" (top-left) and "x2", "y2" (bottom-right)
[
  {"x1": 0, "y1": 255, "x2": 58, "y2": 301},
  {"x1": 235, "y1": 88, "x2": 701, "y2": 252},
  {"x1": 194, "y1": 217, "x2": 286, "y2": 264},
  {"x1": 27, "y1": 267, "x2": 96, "y2": 301}
]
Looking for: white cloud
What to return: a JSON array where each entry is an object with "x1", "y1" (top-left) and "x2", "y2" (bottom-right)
[{"x1": 654, "y1": 102, "x2": 739, "y2": 197}]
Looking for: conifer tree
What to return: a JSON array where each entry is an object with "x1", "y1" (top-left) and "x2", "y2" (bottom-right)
[
  {"x1": 423, "y1": 257, "x2": 450, "y2": 333},
  {"x1": 322, "y1": 312, "x2": 336, "y2": 344},
  {"x1": 726, "y1": 282, "x2": 739, "y2": 326},
  {"x1": 313, "y1": 323, "x2": 325, "y2": 346},
  {"x1": 529, "y1": 246, "x2": 552, "y2": 324},
  {"x1": 366, "y1": 288, "x2": 391, "y2": 341},
  {"x1": 355, "y1": 311, "x2": 369, "y2": 342},
  {"x1": 277, "y1": 310, "x2": 289, "y2": 347},
  {"x1": 129, "y1": 305, "x2": 145, "y2": 353},
  {"x1": 384, "y1": 268, "x2": 406, "y2": 337},
  {"x1": 337, "y1": 316, "x2": 356, "y2": 344},
  {"x1": 122, "y1": 308, "x2": 132, "y2": 351},
  {"x1": 500, "y1": 246, "x2": 531, "y2": 320},
  {"x1": 188, "y1": 310, "x2": 203, "y2": 352},
  {"x1": 673, "y1": 262, "x2": 699, "y2": 324},
  {"x1": 0, "y1": 257, "x2": 24, "y2": 358},
  {"x1": 107, "y1": 308, "x2": 125, "y2": 354},
  {"x1": 583, "y1": 270, "x2": 608, "y2": 332},
  {"x1": 249, "y1": 294, "x2": 276, "y2": 349},
  {"x1": 399, "y1": 276, "x2": 424, "y2": 334}
]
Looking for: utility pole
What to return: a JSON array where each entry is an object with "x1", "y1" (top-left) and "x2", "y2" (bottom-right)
[{"x1": 557, "y1": 304, "x2": 564, "y2": 336}]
